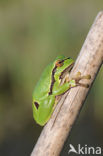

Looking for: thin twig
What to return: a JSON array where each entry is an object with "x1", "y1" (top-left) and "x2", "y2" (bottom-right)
[{"x1": 31, "y1": 11, "x2": 103, "y2": 156}]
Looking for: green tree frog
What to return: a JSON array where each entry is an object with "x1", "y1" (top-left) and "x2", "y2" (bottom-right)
[{"x1": 32, "y1": 55, "x2": 91, "y2": 126}]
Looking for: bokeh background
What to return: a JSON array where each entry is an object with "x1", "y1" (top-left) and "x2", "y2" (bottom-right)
[{"x1": 0, "y1": 0, "x2": 103, "y2": 156}]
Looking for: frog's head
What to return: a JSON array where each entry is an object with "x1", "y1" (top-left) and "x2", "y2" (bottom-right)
[
  {"x1": 55, "y1": 55, "x2": 74, "y2": 67},
  {"x1": 54, "y1": 55, "x2": 74, "y2": 77}
]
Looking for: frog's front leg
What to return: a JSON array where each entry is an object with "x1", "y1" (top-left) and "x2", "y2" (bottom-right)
[
  {"x1": 71, "y1": 72, "x2": 91, "y2": 88},
  {"x1": 52, "y1": 80, "x2": 76, "y2": 96},
  {"x1": 53, "y1": 72, "x2": 91, "y2": 96}
]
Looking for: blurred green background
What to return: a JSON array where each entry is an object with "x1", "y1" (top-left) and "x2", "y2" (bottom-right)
[{"x1": 0, "y1": 0, "x2": 103, "y2": 156}]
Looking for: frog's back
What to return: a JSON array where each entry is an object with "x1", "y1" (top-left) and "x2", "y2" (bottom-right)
[
  {"x1": 33, "y1": 62, "x2": 55, "y2": 99},
  {"x1": 33, "y1": 55, "x2": 66, "y2": 99}
]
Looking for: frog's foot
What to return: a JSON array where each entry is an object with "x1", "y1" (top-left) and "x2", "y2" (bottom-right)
[{"x1": 72, "y1": 72, "x2": 91, "y2": 88}]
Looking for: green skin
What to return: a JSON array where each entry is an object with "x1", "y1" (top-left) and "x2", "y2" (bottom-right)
[{"x1": 32, "y1": 55, "x2": 77, "y2": 126}]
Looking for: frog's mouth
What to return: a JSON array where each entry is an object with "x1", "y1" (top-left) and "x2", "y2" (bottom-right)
[{"x1": 59, "y1": 62, "x2": 74, "y2": 80}]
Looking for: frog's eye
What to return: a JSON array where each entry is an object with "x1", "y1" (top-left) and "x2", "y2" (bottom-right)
[
  {"x1": 34, "y1": 102, "x2": 39, "y2": 109},
  {"x1": 55, "y1": 60, "x2": 64, "y2": 67}
]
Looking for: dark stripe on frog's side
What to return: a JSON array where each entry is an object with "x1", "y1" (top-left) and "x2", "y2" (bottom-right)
[
  {"x1": 59, "y1": 63, "x2": 74, "y2": 79},
  {"x1": 48, "y1": 66, "x2": 57, "y2": 95},
  {"x1": 48, "y1": 59, "x2": 67, "y2": 95},
  {"x1": 48, "y1": 58, "x2": 73, "y2": 95}
]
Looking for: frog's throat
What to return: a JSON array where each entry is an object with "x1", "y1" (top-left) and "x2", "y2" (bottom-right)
[{"x1": 59, "y1": 63, "x2": 74, "y2": 80}]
